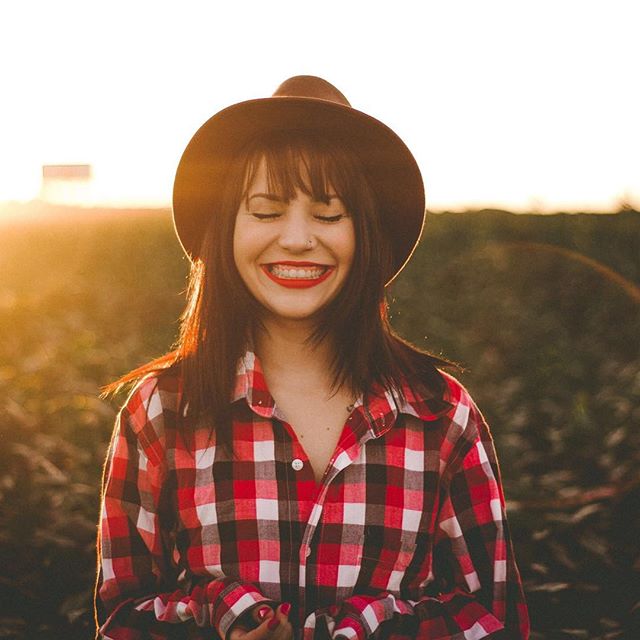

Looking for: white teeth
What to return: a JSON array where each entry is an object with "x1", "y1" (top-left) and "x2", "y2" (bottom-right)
[{"x1": 269, "y1": 265, "x2": 328, "y2": 279}]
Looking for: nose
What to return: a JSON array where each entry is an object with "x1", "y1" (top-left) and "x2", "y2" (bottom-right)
[{"x1": 277, "y1": 208, "x2": 315, "y2": 252}]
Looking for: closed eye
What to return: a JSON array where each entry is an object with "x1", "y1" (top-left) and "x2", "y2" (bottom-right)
[
  {"x1": 251, "y1": 213, "x2": 281, "y2": 220},
  {"x1": 314, "y1": 214, "x2": 346, "y2": 223}
]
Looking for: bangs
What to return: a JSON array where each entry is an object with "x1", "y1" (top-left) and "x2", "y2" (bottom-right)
[{"x1": 240, "y1": 130, "x2": 359, "y2": 210}]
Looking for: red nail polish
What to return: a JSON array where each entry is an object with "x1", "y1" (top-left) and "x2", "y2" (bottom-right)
[
  {"x1": 257, "y1": 606, "x2": 271, "y2": 620},
  {"x1": 281, "y1": 602, "x2": 291, "y2": 616},
  {"x1": 267, "y1": 617, "x2": 280, "y2": 631}
]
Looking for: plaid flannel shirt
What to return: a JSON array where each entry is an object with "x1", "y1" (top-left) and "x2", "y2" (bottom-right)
[{"x1": 97, "y1": 350, "x2": 529, "y2": 639}]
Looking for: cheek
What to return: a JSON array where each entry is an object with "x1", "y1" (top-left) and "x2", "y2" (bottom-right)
[
  {"x1": 341, "y1": 222, "x2": 357, "y2": 267},
  {"x1": 232, "y1": 220, "x2": 267, "y2": 291},
  {"x1": 232, "y1": 218, "x2": 253, "y2": 267},
  {"x1": 232, "y1": 222, "x2": 254, "y2": 290}
]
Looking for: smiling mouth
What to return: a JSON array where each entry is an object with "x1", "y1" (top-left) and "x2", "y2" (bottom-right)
[{"x1": 262, "y1": 262, "x2": 334, "y2": 288}]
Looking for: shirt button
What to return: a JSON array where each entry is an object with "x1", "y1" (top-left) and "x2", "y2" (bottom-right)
[
  {"x1": 305, "y1": 546, "x2": 311, "y2": 557},
  {"x1": 291, "y1": 458, "x2": 304, "y2": 471}
]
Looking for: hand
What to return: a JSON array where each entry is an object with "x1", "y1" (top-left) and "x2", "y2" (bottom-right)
[{"x1": 228, "y1": 603, "x2": 293, "y2": 640}]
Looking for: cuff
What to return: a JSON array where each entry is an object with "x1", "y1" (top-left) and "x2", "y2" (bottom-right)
[
  {"x1": 333, "y1": 593, "x2": 411, "y2": 640},
  {"x1": 332, "y1": 614, "x2": 365, "y2": 640},
  {"x1": 208, "y1": 579, "x2": 274, "y2": 640}
]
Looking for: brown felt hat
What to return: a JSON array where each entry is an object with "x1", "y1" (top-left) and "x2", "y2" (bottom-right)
[{"x1": 172, "y1": 75, "x2": 425, "y2": 284}]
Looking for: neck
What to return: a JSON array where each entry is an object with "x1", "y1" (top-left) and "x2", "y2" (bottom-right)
[{"x1": 254, "y1": 316, "x2": 337, "y2": 389}]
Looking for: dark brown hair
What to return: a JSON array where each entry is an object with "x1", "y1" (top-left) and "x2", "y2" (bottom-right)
[{"x1": 105, "y1": 130, "x2": 454, "y2": 446}]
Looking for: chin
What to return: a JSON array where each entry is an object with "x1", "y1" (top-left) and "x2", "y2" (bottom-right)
[{"x1": 261, "y1": 306, "x2": 323, "y2": 325}]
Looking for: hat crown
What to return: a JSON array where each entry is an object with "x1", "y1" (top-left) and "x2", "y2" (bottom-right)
[{"x1": 272, "y1": 75, "x2": 351, "y2": 107}]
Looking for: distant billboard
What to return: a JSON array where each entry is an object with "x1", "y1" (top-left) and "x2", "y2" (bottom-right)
[{"x1": 42, "y1": 164, "x2": 92, "y2": 180}]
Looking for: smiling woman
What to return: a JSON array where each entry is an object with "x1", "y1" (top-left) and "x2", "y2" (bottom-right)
[
  {"x1": 235, "y1": 187, "x2": 354, "y2": 315},
  {"x1": 233, "y1": 154, "x2": 356, "y2": 323},
  {"x1": 96, "y1": 76, "x2": 530, "y2": 640}
]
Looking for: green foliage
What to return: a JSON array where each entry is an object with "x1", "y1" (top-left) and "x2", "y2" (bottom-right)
[
  {"x1": 0, "y1": 206, "x2": 638, "y2": 638},
  {"x1": 0, "y1": 208, "x2": 187, "y2": 639}
]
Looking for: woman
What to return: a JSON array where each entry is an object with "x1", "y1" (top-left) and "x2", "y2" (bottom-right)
[{"x1": 96, "y1": 76, "x2": 530, "y2": 639}]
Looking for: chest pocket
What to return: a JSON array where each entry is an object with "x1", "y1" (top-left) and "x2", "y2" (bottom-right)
[{"x1": 356, "y1": 525, "x2": 418, "y2": 594}]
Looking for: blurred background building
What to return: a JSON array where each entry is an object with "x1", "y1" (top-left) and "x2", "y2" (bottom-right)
[{"x1": 40, "y1": 164, "x2": 92, "y2": 204}]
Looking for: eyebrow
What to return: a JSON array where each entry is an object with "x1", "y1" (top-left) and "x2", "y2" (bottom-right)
[
  {"x1": 247, "y1": 192, "x2": 340, "y2": 203},
  {"x1": 247, "y1": 193, "x2": 285, "y2": 203}
]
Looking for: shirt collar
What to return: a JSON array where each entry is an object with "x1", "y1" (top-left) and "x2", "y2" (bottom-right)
[
  {"x1": 233, "y1": 349, "x2": 448, "y2": 430},
  {"x1": 233, "y1": 350, "x2": 278, "y2": 419},
  {"x1": 360, "y1": 374, "x2": 446, "y2": 438}
]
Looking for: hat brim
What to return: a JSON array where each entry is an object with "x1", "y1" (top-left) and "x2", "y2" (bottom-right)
[{"x1": 172, "y1": 96, "x2": 425, "y2": 284}]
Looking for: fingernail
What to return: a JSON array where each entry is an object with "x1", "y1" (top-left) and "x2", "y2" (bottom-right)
[
  {"x1": 257, "y1": 606, "x2": 271, "y2": 620},
  {"x1": 267, "y1": 618, "x2": 280, "y2": 631},
  {"x1": 280, "y1": 602, "x2": 291, "y2": 616}
]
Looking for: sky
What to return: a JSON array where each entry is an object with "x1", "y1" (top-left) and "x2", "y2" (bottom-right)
[{"x1": 0, "y1": 0, "x2": 638, "y2": 212}]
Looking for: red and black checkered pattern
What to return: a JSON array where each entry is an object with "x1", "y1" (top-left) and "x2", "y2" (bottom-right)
[{"x1": 96, "y1": 351, "x2": 529, "y2": 639}]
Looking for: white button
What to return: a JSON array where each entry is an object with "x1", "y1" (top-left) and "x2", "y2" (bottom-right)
[
  {"x1": 291, "y1": 458, "x2": 304, "y2": 471},
  {"x1": 305, "y1": 546, "x2": 311, "y2": 557}
]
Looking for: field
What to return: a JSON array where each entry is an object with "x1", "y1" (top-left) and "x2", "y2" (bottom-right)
[{"x1": 0, "y1": 204, "x2": 638, "y2": 639}]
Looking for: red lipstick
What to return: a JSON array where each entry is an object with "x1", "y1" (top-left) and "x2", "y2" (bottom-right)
[{"x1": 261, "y1": 263, "x2": 335, "y2": 289}]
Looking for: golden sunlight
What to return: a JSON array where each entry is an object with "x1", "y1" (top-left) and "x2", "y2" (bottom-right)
[{"x1": 0, "y1": 0, "x2": 637, "y2": 213}]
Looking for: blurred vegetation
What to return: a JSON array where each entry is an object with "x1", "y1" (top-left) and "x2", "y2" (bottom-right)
[{"x1": 0, "y1": 205, "x2": 638, "y2": 639}]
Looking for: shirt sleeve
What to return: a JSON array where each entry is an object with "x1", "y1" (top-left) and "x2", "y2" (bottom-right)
[
  {"x1": 96, "y1": 394, "x2": 274, "y2": 640},
  {"x1": 309, "y1": 399, "x2": 530, "y2": 640}
]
